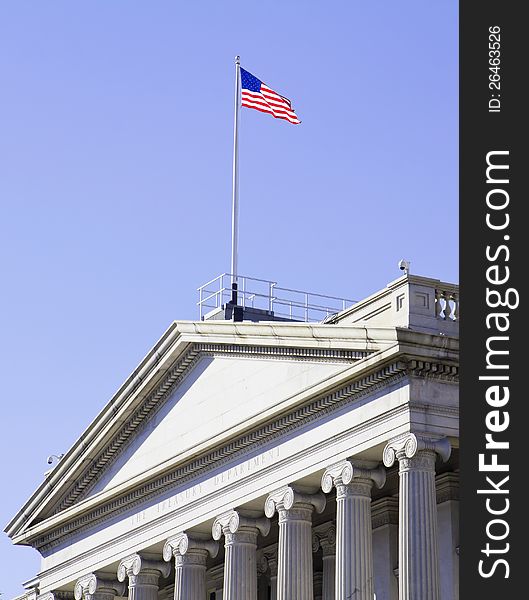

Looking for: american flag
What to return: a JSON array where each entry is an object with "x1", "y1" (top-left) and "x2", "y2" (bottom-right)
[{"x1": 240, "y1": 68, "x2": 301, "y2": 125}]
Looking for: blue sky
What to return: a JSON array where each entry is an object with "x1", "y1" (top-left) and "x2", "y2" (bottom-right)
[{"x1": 0, "y1": 1, "x2": 457, "y2": 596}]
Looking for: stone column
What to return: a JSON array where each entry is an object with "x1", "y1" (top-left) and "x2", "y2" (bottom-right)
[
  {"x1": 74, "y1": 574, "x2": 125, "y2": 600},
  {"x1": 117, "y1": 554, "x2": 170, "y2": 600},
  {"x1": 383, "y1": 433, "x2": 451, "y2": 600},
  {"x1": 312, "y1": 522, "x2": 336, "y2": 600},
  {"x1": 313, "y1": 572, "x2": 323, "y2": 600},
  {"x1": 163, "y1": 532, "x2": 219, "y2": 600},
  {"x1": 371, "y1": 496, "x2": 399, "y2": 600},
  {"x1": 256, "y1": 551, "x2": 270, "y2": 600},
  {"x1": 212, "y1": 510, "x2": 270, "y2": 600},
  {"x1": 265, "y1": 486, "x2": 326, "y2": 600},
  {"x1": 436, "y1": 472, "x2": 459, "y2": 600},
  {"x1": 321, "y1": 460, "x2": 386, "y2": 600},
  {"x1": 261, "y1": 544, "x2": 278, "y2": 600}
]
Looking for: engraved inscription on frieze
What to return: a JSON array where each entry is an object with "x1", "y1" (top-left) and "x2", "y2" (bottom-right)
[{"x1": 130, "y1": 447, "x2": 280, "y2": 526}]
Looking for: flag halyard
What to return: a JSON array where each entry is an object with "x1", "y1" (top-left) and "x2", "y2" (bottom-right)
[{"x1": 240, "y1": 68, "x2": 301, "y2": 124}]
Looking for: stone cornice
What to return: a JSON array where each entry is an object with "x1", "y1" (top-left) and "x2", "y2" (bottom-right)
[{"x1": 408, "y1": 360, "x2": 459, "y2": 381}]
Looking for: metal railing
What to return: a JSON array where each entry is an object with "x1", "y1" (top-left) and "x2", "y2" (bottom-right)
[{"x1": 197, "y1": 274, "x2": 356, "y2": 322}]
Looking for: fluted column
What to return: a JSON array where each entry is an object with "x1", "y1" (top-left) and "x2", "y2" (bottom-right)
[
  {"x1": 321, "y1": 460, "x2": 386, "y2": 600},
  {"x1": 371, "y1": 497, "x2": 399, "y2": 600},
  {"x1": 163, "y1": 532, "x2": 219, "y2": 600},
  {"x1": 261, "y1": 544, "x2": 278, "y2": 600},
  {"x1": 265, "y1": 486, "x2": 326, "y2": 600},
  {"x1": 212, "y1": 510, "x2": 270, "y2": 600},
  {"x1": 312, "y1": 522, "x2": 336, "y2": 600},
  {"x1": 383, "y1": 433, "x2": 451, "y2": 600},
  {"x1": 313, "y1": 572, "x2": 323, "y2": 600},
  {"x1": 74, "y1": 574, "x2": 125, "y2": 600},
  {"x1": 117, "y1": 553, "x2": 170, "y2": 600}
]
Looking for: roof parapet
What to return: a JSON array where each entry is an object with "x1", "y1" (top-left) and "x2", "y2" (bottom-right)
[{"x1": 325, "y1": 274, "x2": 459, "y2": 336}]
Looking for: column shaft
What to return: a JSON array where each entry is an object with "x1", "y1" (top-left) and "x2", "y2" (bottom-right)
[
  {"x1": 128, "y1": 573, "x2": 162, "y2": 600},
  {"x1": 269, "y1": 575, "x2": 277, "y2": 600},
  {"x1": 321, "y1": 554, "x2": 335, "y2": 600},
  {"x1": 321, "y1": 461, "x2": 384, "y2": 600},
  {"x1": 266, "y1": 547, "x2": 278, "y2": 600},
  {"x1": 223, "y1": 529, "x2": 258, "y2": 600},
  {"x1": 174, "y1": 551, "x2": 208, "y2": 600},
  {"x1": 277, "y1": 505, "x2": 314, "y2": 600},
  {"x1": 313, "y1": 572, "x2": 323, "y2": 600},
  {"x1": 383, "y1": 434, "x2": 450, "y2": 600},
  {"x1": 335, "y1": 481, "x2": 374, "y2": 600},
  {"x1": 212, "y1": 511, "x2": 269, "y2": 600},
  {"x1": 399, "y1": 453, "x2": 440, "y2": 600}
]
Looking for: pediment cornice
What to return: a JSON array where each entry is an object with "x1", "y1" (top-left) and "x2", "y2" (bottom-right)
[{"x1": 6, "y1": 320, "x2": 458, "y2": 548}]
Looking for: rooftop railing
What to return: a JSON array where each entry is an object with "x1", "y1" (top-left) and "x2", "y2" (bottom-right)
[{"x1": 197, "y1": 274, "x2": 356, "y2": 322}]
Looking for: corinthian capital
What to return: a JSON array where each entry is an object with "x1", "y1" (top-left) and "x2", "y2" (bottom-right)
[
  {"x1": 74, "y1": 574, "x2": 125, "y2": 600},
  {"x1": 264, "y1": 485, "x2": 326, "y2": 517},
  {"x1": 117, "y1": 553, "x2": 170, "y2": 581},
  {"x1": 162, "y1": 532, "x2": 219, "y2": 561},
  {"x1": 383, "y1": 433, "x2": 451, "y2": 467},
  {"x1": 321, "y1": 459, "x2": 386, "y2": 492},
  {"x1": 211, "y1": 509, "x2": 271, "y2": 540}
]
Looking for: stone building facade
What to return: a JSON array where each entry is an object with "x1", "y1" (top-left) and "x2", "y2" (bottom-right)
[{"x1": 5, "y1": 274, "x2": 459, "y2": 600}]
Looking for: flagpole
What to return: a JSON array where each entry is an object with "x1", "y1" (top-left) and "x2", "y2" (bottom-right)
[{"x1": 230, "y1": 55, "x2": 241, "y2": 305}]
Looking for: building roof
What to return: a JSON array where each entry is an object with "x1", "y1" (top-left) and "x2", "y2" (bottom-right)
[{"x1": 5, "y1": 274, "x2": 459, "y2": 555}]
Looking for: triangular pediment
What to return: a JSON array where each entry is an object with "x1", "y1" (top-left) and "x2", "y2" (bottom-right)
[
  {"x1": 7, "y1": 319, "x2": 403, "y2": 546},
  {"x1": 86, "y1": 353, "x2": 349, "y2": 497}
]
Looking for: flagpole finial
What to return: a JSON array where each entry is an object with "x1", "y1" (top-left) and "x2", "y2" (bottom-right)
[{"x1": 235, "y1": 55, "x2": 240, "y2": 65}]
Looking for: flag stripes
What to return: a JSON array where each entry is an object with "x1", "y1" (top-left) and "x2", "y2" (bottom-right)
[{"x1": 240, "y1": 68, "x2": 301, "y2": 125}]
